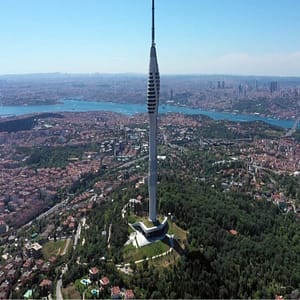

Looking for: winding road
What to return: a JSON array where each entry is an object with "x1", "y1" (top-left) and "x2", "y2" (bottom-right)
[{"x1": 56, "y1": 278, "x2": 63, "y2": 300}]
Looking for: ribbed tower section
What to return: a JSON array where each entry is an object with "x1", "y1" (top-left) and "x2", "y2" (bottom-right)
[{"x1": 147, "y1": 0, "x2": 160, "y2": 222}]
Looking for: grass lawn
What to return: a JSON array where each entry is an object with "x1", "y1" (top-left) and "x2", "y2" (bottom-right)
[
  {"x1": 42, "y1": 239, "x2": 66, "y2": 260},
  {"x1": 123, "y1": 240, "x2": 169, "y2": 262},
  {"x1": 127, "y1": 213, "x2": 138, "y2": 224},
  {"x1": 264, "y1": 129, "x2": 283, "y2": 137},
  {"x1": 167, "y1": 220, "x2": 187, "y2": 242},
  {"x1": 128, "y1": 214, "x2": 165, "y2": 227},
  {"x1": 62, "y1": 283, "x2": 81, "y2": 300},
  {"x1": 149, "y1": 249, "x2": 179, "y2": 268}
]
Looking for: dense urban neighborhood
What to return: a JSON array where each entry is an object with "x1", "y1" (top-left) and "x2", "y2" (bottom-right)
[{"x1": 0, "y1": 108, "x2": 299, "y2": 298}]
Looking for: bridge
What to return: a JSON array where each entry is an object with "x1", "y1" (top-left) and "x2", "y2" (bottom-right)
[{"x1": 285, "y1": 117, "x2": 300, "y2": 137}]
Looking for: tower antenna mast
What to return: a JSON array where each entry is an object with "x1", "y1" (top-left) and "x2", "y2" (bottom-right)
[{"x1": 152, "y1": 0, "x2": 155, "y2": 45}]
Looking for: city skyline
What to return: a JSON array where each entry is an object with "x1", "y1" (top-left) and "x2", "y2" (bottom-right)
[{"x1": 1, "y1": 0, "x2": 300, "y2": 76}]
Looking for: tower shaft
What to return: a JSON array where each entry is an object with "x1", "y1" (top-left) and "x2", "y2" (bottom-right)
[
  {"x1": 147, "y1": 0, "x2": 160, "y2": 222},
  {"x1": 148, "y1": 114, "x2": 157, "y2": 222}
]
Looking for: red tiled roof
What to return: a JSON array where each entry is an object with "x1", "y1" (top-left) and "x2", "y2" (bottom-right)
[
  {"x1": 100, "y1": 276, "x2": 110, "y2": 286},
  {"x1": 35, "y1": 259, "x2": 44, "y2": 266},
  {"x1": 48, "y1": 256, "x2": 57, "y2": 263},
  {"x1": 39, "y1": 279, "x2": 52, "y2": 287},
  {"x1": 229, "y1": 229, "x2": 238, "y2": 236},
  {"x1": 111, "y1": 286, "x2": 121, "y2": 296},
  {"x1": 125, "y1": 289, "x2": 135, "y2": 299},
  {"x1": 89, "y1": 267, "x2": 99, "y2": 275}
]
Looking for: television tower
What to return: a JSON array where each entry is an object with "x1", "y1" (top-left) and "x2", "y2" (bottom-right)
[{"x1": 147, "y1": 0, "x2": 160, "y2": 222}]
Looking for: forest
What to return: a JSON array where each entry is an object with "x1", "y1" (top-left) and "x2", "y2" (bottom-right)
[
  {"x1": 63, "y1": 171, "x2": 300, "y2": 299},
  {"x1": 155, "y1": 175, "x2": 300, "y2": 298},
  {"x1": 17, "y1": 143, "x2": 100, "y2": 169},
  {"x1": 0, "y1": 113, "x2": 63, "y2": 132}
]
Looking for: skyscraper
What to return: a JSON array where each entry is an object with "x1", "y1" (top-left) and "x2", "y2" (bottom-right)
[
  {"x1": 147, "y1": 0, "x2": 160, "y2": 222},
  {"x1": 270, "y1": 81, "x2": 279, "y2": 94}
]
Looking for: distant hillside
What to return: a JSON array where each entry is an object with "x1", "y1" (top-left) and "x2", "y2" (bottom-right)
[{"x1": 0, "y1": 113, "x2": 63, "y2": 132}]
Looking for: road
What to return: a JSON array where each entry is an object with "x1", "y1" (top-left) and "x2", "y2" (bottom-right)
[
  {"x1": 36, "y1": 197, "x2": 69, "y2": 221},
  {"x1": 56, "y1": 278, "x2": 63, "y2": 300},
  {"x1": 285, "y1": 117, "x2": 300, "y2": 137},
  {"x1": 251, "y1": 163, "x2": 284, "y2": 175},
  {"x1": 56, "y1": 264, "x2": 68, "y2": 300},
  {"x1": 60, "y1": 238, "x2": 71, "y2": 256},
  {"x1": 73, "y1": 217, "x2": 85, "y2": 250},
  {"x1": 21, "y1": 197, "x2": 69, "y2": 229},
  {"x1": 107, "y1": 223, "x2": 112, "y2": 249},
  {"x1": 116, "y1": 155, "x2": 147, "y2": 170},
  {"x1": 162, "y1": 129, "x2": 168, "y2": 145}
]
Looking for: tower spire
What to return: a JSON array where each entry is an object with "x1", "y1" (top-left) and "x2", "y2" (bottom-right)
[{"x1": 152, "y1": 0, "x2": 155, "y2": 45}]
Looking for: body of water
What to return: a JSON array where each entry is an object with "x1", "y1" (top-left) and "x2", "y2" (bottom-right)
[{"x1": 0, "y1": 99, "x2": 294, "y2": 129}]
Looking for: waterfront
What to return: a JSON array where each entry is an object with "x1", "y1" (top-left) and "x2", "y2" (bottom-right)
[{"x1": 0, "y1": 99, "x2": 294, "y2": 129}]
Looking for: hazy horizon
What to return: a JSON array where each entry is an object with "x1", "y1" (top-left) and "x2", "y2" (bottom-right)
[{"x1": 1, "y1": 72, "x2": 300, "y2": 79}]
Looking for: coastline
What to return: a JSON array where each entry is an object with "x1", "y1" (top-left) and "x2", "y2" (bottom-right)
[{"x1": 0, "y1": 99, "x2": 295, "y2": 129}]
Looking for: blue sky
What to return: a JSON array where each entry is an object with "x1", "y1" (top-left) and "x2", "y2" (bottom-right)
[{"x1": 1, "y1": 0, "x2": 300, "y2": 76}]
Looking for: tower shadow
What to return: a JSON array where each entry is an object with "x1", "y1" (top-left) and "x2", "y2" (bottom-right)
[{"x1": 162, "y1": 234, "x2": 185, "y2": 256}]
